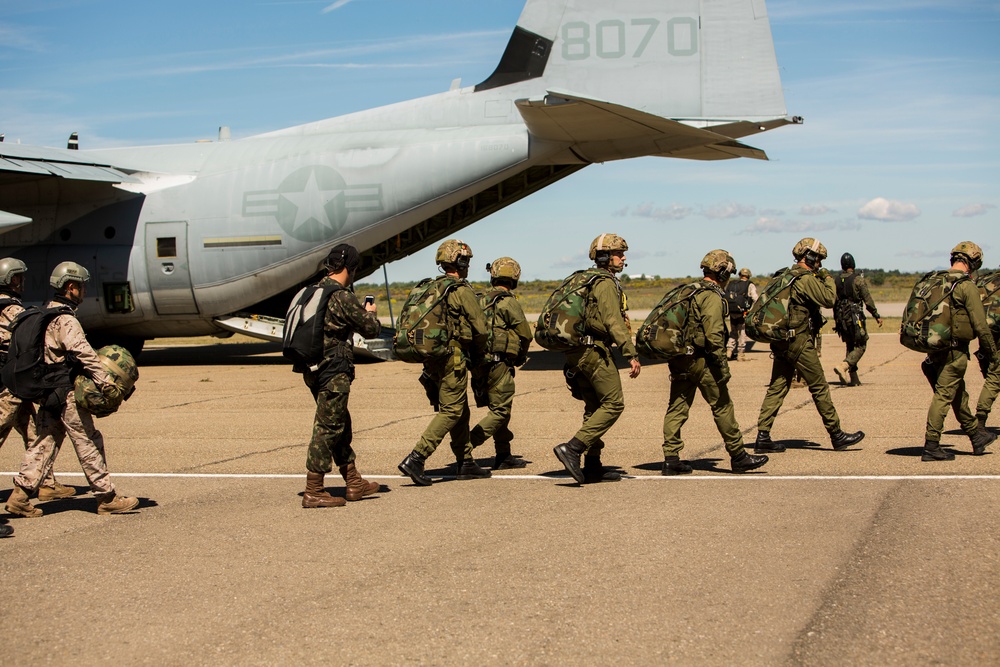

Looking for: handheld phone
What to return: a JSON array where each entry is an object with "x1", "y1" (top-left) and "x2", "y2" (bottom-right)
[{"x1": 364, "y1": 295, "x2": 375, "y2": 306}]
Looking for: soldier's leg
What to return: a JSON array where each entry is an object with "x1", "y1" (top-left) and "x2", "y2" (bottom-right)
[
  {"x1": 794, "y1": 337, "x2": 842, "y2": 433},
  {"x1": 307, "y1": 373, "x2": 354, "y2": 473},
  {"x1": 471, "y1": 362, "x2": 514, "y2": 447},
  {"x1": 662, "y1": 359, "x2": 700, "y2": 459},
  {"x1": 976, "y1": 361, "x2": 1000, "y2": 427},
  {"x1": 757, "y1": 346, "x2": 795, "y2": 432},
  {"x1": 59, "y1": 394, "x2": 116, "y2": 498},
  {"x1": 737, "y1": 323, "x2": 749, "y2": 360},
  {"x1": 414, "y1": 354, "x2": 462, "y2": 459},
  {"x1": 7, "y1": 410, "x2": 66, "y2": 517},
  {"x1": 572, "y1": 347, "x2": 625, "y2": 453},
  {"x1": 698, "y1": 366, "x2": 747, "y2": 457},
  {"x1": 925, "y1": 351, "x2": 972, "y2": 442}
]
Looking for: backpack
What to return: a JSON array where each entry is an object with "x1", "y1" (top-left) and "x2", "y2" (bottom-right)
[
  {"x1": 478, "y1": 288, "x2": 515, "y2": 356},
  {"x1": 977, "y1": 270, "x2": 1000, "y2": 335},
  {"x1": 74, "y1": 344, "x2": 139, "y2": 417},
  {"x1": 534, "y1": 269, "x2": 610, "y2": 351},
  {"x1": 0, "y1": 305, "x2": 76, "y2": 401},
  {"x1": 899, "y1": 270, "x2": 967, "y2": 353},
  {"x1": 724, "y1": 280, "x2": 753, "y2": 323},
  {"x1": 745, "y1": 267, "x2": 806, "y2": 343},
  {"x1": 282, "y1": 282, "x2": 344, "y2": 371},
  {"x1": 392, "y1": 275, "x2": 460, "y2": 362},
  {"x1": 833, "y1": 273, "x2": 863, "y2": 344},
  {"x1": 635, "y1": 282, "x2": 713, "y2": 361}
]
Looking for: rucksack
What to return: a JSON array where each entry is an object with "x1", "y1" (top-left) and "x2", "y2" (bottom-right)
[
  {"x1": 534, "y1": 269, "x2": 610, "y2": 351},
  {"x1": 977, "y1": 270, "x2": 1000, "y2": 335},
  {"x1": 833, "y1": 273, "x2": 863, "y2": 344},
  {"x1": 74, "y1": 344, "x2": 139, "y2": 417},
  {"x1": 899, "y1": 270, "x2": 967, "y2": 353},
  {"x1": 478, "y1": 288, "x2": 515, "y2": 356},
  {"x1": 0, "y1": 305, "x2": 76, "y2": 401},
  {"x1": 635, "y1": 282, "x2": 713, "y2": 360},
  {"x1": 392, "y1": 275, "x2": 460, "y2": 362},
  {"x1": 724, "y1": 280, "x2": 753, "y2": 323},
  {"x1": 745, "y1": 267, "x2": 806, "y2": 343},
  {"x1": 282, "y1": 282, "x2": 344, "y2": 371}
]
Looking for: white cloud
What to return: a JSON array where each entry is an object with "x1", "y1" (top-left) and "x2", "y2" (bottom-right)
[
  {"x1": 952, "y1": 203, "x2": 996, "y2": 218},
  {"x1": 611, "y1": 206, "x2": 629, "y2": 218},
  {"x1": 800, "y1": 204, "x2": 836, "y2": 216},
  {"x1": 322, "y1": 0, "x2": 354, "y2": 13},
  {"x1": 857, "y1": 197, "x2": 921, "y2": 222},
  {"x1": 632, "y1": 202, "x2": 692, "y2": 221},
  {"x1": 740, "y1": 218, "x2": 862, "y2": 235},
  {"x1": 702, "y1": 202, "x2": 756, "y2": 219}
]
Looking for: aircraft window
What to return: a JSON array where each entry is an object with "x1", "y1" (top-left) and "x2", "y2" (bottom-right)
[
  {"x1": 59, "y1": 229, "x2": 72, "y2": 242},
  {"x1": 157, "y1": 237, "x2": 177, "y2": 258},
  {"x1": 104, "y1": 226, "x2": 116, "y2": 240},
  {"x1": 104, "y1": 282, "x2": 135, "y2": 314}
]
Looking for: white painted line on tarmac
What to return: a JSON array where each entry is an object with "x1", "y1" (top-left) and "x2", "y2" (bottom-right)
[{"x1": 6, "y1": 472, "x2": 1000, "y2": 481}]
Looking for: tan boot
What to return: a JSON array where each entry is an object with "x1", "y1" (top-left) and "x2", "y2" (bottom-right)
[
  {"x1": 5, "y1": 486, "x2": 43, "y2": 518},
  {"x1": 340, "y1": 463, "x2": 380, "y2": 501},
  {"x1": 833, "y1": 361, "x2": 851, "y2": 385},
  {"x1": 302, "y1": 472, "x2": 346, "y2": 508},
  {"x1": 38, "y1": 481, "x2": 76, "y2": 502},
  {"x1": 97, "y1": 493, "x2": 139, "y2": 515}
]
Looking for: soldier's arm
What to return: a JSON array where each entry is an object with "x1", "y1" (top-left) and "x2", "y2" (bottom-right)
[
  {"x1": 799, "y1": 272, "x2": 837, "y2": 308},
  {"x1": 748, "y1": 282, "x2": 759, "y2": 303},
  {"x1": 697, "y1": 290, "x2": 729, "y2": 369},
  {"x1": 456, "y1": 285, "x2": 489, "y2": 357},
  {"x1": 855, "y1": 275, "x2": 881, "y2": 318},
  {"x1": 592, "y1": 279, "x2": 638, "y2": 359},
  {"x1": 958, "y1": 281, "x2": 997, "y2": 358},
  {"x1": 58, "y1": 316, "x2": 112, "y2": 384},
  {"x1": 505, "y1": 298, "x2": 534, "y2": 358},
  {"x1": 330, "y1": 289, "x2": 381, "y2": 339}
]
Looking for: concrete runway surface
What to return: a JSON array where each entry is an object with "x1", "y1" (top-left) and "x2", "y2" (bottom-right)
[{"x1": 2, "y1": 333, "x2": 999, "y2": 666}]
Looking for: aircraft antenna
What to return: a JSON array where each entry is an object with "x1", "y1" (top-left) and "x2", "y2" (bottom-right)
[{"x1": 382, "y1": 264, "x2": 394, "y2": 324}]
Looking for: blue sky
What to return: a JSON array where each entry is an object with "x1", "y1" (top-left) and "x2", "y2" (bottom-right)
[{"x1": 2, "y1": 0, "x2": 998, "y2": 284}]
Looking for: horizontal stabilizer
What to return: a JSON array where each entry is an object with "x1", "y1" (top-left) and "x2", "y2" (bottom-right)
[
  {"x1": 0, "y1": 210, "x2": 32, "y2": 233},
  {"x1": 0, "y1": 144, "x2": 140, "y2": 183}
]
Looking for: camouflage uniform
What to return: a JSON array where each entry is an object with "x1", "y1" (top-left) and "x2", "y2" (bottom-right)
[
  {"x1": 663, "y1": 281, "x2": 749, "y2": 458},
  {"x1": 302, "y1": 277, "x2": 381, "y2": 474},
  {"x1": 414, "y1": 281, "x2": 489, "y2": 461},
  {"x1": 13, "y1": 299, "x2": 117, "y2": 499},
  {"x1": 924, "y1": 272, "x2": 996, "y2": 443},
  {"x1": 757, "y1": 267, "x2": 843, "y2": 434},
  {"x1": 975, "y1": 334, "x2": 1000, "y2": 427},
  {"x1": 834, "y1": 269, "x2": 880, "y2": 372},
  {"x1": 470, "y1": 289, "x2": 532, "y2": 459}
]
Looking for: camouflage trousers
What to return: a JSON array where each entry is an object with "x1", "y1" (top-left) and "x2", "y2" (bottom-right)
[
  {"x1": 564, "y1": 344, "x2": 624, "y2": 454},
  {"x1": 663, "y1": 356, "x2": 746, "y2": 458},
  {"x1": 13, "y1": 391, "x2": 115, "y2": 498},
  {"x1": 0, "y1": 389, "x2": 56, "y2": 487},
  {"x1": 304, "y1": 371, "x2": 356, "y2": 473},
  {"x1": 727, "y1": 320, "x2": 749, "y2": 356},
  {"x1": 415, "y1": 345, "x2": 473, "y2": 461},
  {"x1": 758, "y1": 332, "x2": 841, "y2": 434},
  {"x1": 976, "y1": 334, "x2": 1000, "y2": 421},
  {"x1": 471, "y1": 361, "x2": 515, "y2": 450},
  {"x1": 925, "y1": 349, "x2": 979, "y2": 442}
]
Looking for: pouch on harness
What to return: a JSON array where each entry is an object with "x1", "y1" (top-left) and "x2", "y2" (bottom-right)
[
  {"x1": 900, "y1": 270, "x2": 967, "y2": 353},
  {"x1": 635, "y1": 282, "x2": 713, "y2": 361},
  {"x1": 0, "y1": 305, "x2": 76, "y2": 404},
  {"x1": 833, "y1": 273, "x2": 864, "y2": 345},
  {"x1": 977, "y1": 270, "x2": 1000, "y2": 335},
  {"x1": 392, "y1": 275, "x2": 460, "y2": 362},
  {"x1": 282, "y1": 282, "x2": 345, "y2": 371},
  {"x1": 534, "y1": 269, "x2": 609, "y2": 351},
  {"x1": 745, "y1": 268, "x2": 806, "y2": 344}
]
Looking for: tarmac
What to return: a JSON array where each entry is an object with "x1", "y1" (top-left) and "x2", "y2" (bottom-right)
[{"x1": 2, "y1": 332, "x2": 999, "y2": 666}]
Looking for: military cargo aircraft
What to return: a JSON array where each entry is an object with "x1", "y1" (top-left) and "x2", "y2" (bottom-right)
[{"x1": 0, "y1": 0, "x2": 798, "y2": 356}]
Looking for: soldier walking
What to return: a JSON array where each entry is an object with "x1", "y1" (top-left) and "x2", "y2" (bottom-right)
[
  {"x1": 726, "y1": 267, "x2": 758, "y2": 361},
  {"x1": 832, "y1": 253, "x2": 883, "y2": 386},
  {"x1": 974, "y1": 268, "x2": 1000, "y2": 432}
]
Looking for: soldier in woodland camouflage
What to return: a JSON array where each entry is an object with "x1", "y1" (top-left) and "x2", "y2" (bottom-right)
[
  {"x1": 754, "y1": 238, "x2": 865, "y2": 454},
  {"x1": 975, "y1": 269, "x2": 1000, "y2": 431},
  {"x1": 398, "y1": 240, "x2": 491, "y2": 486},
  {"x1": 552, "y1": 234, "x2": 641, "y2": 484},
  {"x1": 300, "y1": 244, "x2": 382, "y2": 508},
  {"x1": 832, "y1": 253, "x2": 883, "y2": 386},
  {"x1": 660, "y1": 251, "x2": 768, "y2": 475},
  {"x1": 470, "y1": 257, "x2": 532, "y2": 469},
  {"x1": 919, "y1": 243, "x2": 996, "y2": 461}
]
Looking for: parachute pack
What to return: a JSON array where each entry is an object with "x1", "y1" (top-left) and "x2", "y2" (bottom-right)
[
  {"x1": 392, "y1": 275, "x2": 460, "y2": 362},
  {"x1": 745, "y1": 267, "x2": 805, "y2": 344},
  {"x1": 635, "y1": 282, "x2": 712, "y2": 361},
  {"x1": 0, "y1": 305, "x2": 76, "y2": 402},
  {"x1": 282, "y1": 282, "x2": 344, "y2": 371},
  {"x1": 899, "y1": 270, "x2": 967, "y2": 353},
  {"x1": 534, "y1": 269, "x2": 609, "y2": 351},
  {"x1": 724, "y1": 280, "x2": 753, "y2": 323},
  {"x1": 478, "y1": 288, "x2": 515, "y2": 357},
  {"x1": 833, "y1": 273, "x2": 864, "y2": 344},
  {"x1": 977, "y1": 270, "x2": 1000, "y2": 335},
  {"x1": 74, "y1": 344, "x2": 139, "y2": 418}
]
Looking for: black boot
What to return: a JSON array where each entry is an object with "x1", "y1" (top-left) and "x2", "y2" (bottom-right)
[
  {"x1": 661, "y1": 456, "x2": 693, "y2": 476},
  {"x1": 922, "y1": 441, "x2": 955, "y2": 461},
  {"x1": 731, "y1": 451, "x2": 768, "y2": 473},
  {"x1": 494, "y1": 445, "x2": 528, "y2": 470},
  {"x1": 978, "y1": 414, "x2": 988, "y2": 432},
  {"x1": 848, "y1": 370, "x2": 861, "y2": 386},
  {"x1": 553, "y1": 438, "x2": 587, "y2": 483},
  {"x1": 583, "y1": 456, "x2": 621, "y2": 483},
  {"x1": 398, "y1": 450, "x2": 433, "y2": 486},
  {"x1": 754, "y1": 430, "x2": 785, "y2": 453},
  {"x1": 0, "y1": 521, "x2": 12, "y2": 538},
  {"x1": 830, "y1": 429, "x2": 865, "y2": 450},
  {"x1": 971, "y1": 427, "x2": 997, "y2": 455},
  {"x1": 456, "y1": 458, "x2": 491, "y2": 480}
]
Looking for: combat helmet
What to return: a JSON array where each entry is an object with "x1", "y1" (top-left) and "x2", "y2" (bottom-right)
[
  {"x1": 700, "y1": 249, "x2": 736, "y2": 280},
  {"x1": 436, "y1": 239, "x2": 473, "y2": 270},
  {"x1": 738, "y1": 267, "x2": 752, "y2": 279},
  {"x1": 487, "y1": 257, "x2": 521, "y2": 287},
  {"x1": 589, "y1": 233, "x2": 628, "y2": 268},
  {"x1": 841, "y1": 253, "x2": 855, "y2": 271},
  {"x1": 0, "y1": 257, "x2": 27, "y2": 287},
  {"x1": 321, "y1": 243, "x2": 361, "y2": 276},
  {"x1": 950, "y1": 241, "x2": 983, "y2": 271},
  {"x1": 792, "y1": 237, "x2": 828, "y2": 270},
  {"x1": 50, "y1": 261, "x2": 90, "y2": 290}
]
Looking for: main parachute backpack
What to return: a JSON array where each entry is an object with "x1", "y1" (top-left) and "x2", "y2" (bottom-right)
[
  {"x1": 478, "y1": 288, "x2": 515, "y2": 357},
  {"x1": 0, "y1": 305, "x2": 76, "y2": 402},
  {"x1": 74, "y1": 344, "x2": 139, "y2": 417},
  {"x1": 977, "y1": 270, "x2": 1000, "y2": 335},
  {"x1": 392, "y1": 275, "x2": 460, "y2": 362},
  {"x1": 724, "y1": 280, "x2": 753, "y2": 323},
  {"x1": 534, "y1": 269, "x2": 609, "y2": 351},
  {"x1": 635, "y1": 282, "x2": 710, "y2": 360},
  {"x1": 745, "y1": 268, "x2": 804, "y2": 343},
  {"x1": 899, "y1": 270, "x2": 967, "y2": 353},
  {"x1": 282, "y1": 282, "x2": 344, "y2": 371},
  {"x1": 833, "y1": 273, "x2": 864, "y2": 344}
]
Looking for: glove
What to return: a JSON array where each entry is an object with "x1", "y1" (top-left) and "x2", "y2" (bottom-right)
[
  {"x1": 418, "y1": 372, "x2": 440, "y2": 412},
  {"x1": 816, "y1": 268, "x2": 830, "y2": 280},
  {"x1": 710, "y1": 360, "x2": 731, "y2": 386},
  {"x1": 975, "y1": 350, "x2": 992, "y2": 378}
]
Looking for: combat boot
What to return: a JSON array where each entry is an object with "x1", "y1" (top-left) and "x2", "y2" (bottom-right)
[
  {"x1": 5, "y1": 485, "x2": 42, "y2": 518},
  {"x1": 456, "y1": 459, "x2": 491, "y2": 480},
  {"x1": 301, "y1": 472, "x2": 346, "y2": 508},
  {"x1": 729, "y1": 349, "x2": 738, "y2": 362},
  {"x1": 833, "y1": 361, "x2": 850, "y2": 385},
  {"x1": 971, "y1": 428, "x2": 997, "y2": 455},
  {"x1": 398, "y1": 450, "x2": 433, "y2": 486},
  {"x1": 339, "y1": 463, "x2": 380, "y2": 501},
  {"x1": 661, "y1": 456, "x2": 693, "y2": 476},
  {"x1": 494, "y1": 445, "x2": 527, "y2": 470},
  {"x1": 977, "y1": 413, "x2": 988, "y2": 432},
  {"x1": 754, "y1": 430, "x2": 785, "y2": 453},
  {"x1": 731, "y1": 451, "x2": 768, "y2": 473},
  {"x1": 38, "y1": 481, "x2": 76, "y2": 502},
  {"x1": 0, "y1": 522, "x2": 12, "y2": 538},
  {"x1": 553, "y1": 438, "x2": 587, "y2": 483},
  {"x1": 830, "y1": 429, "x2": 865, "y2": 450},
  {"x1": 96, "y1": 492, "x2": 140, "y2": 514},
  {"x1": 848, "y1": 370, "x2": 861, "y2": 386},
  {"x1": 583, "y1": 456, "x2": 621, "y2": 483},
  {"x1": 921, "y1": 441, "x2": 955, "y2": 461}
]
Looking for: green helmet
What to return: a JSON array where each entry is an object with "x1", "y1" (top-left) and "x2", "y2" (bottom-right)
[
  {"x1": 487, "y1": 257, "x2": 521, "y2": 284},
  {"x1": 792, "y1": 237, "x2": 828, "y2": 261},
  {"x1": 0, "y1": 257, "x2": 27, "y2": 286},
  {"x1": 951, "y1": 241, "x2": 983, "y2": 271},
  {"x1": 50, "y1": 261, "x2": 90, "y2": 290},
  {"x1": 435, "y1": 239, "x2": 473, "y2": 268},
  {"x1": 700, "y1": 249, "x2": 736, "y2": 277}
]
